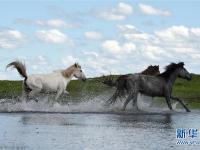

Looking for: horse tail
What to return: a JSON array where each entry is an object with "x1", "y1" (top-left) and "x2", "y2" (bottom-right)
[
  {"x1": 106, "y1": 75, "x2": 128, "y2": 105},
  {"x1": 6, "y1": 61, "x2": 28, "y2": 80}
]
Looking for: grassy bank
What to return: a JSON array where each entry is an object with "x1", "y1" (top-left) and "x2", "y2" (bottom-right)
[{"x1": 0, "y1": 74, "x2": 199, "y2": 108}]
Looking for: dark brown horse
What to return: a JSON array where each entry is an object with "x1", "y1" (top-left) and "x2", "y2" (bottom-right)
[
  {"x1": 101, "y1": 65, "x2": 160, "y2": 88},
  {"x1": 104, "y1": 65, "x2": 160, "y2": 105},
  {"x1": 141, "y1": 65, "x2": 160, "y2": 75}
]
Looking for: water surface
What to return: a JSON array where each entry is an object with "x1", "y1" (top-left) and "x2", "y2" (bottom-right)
[{"x1": 0, "y1": 111, "x2": 199, "y2": 150}]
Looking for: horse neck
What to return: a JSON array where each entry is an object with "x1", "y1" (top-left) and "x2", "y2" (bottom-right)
[
  {"x1": 61, "y1": 67, "x2": 75, "y2": 80},
  {"x1": 166, "y1": 69, "x2": 179, "y2": 86}
]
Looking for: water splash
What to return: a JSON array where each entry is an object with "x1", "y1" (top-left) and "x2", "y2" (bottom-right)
[
  {"x1": 0, "y1": 93, "x2": 122, "y2": 113},
  {"x1": 137, "y1": 94, "x2": 180, "y2": 112},
  {"x1": 0, "y1": 93, "x2": 182, "y2": 113}
]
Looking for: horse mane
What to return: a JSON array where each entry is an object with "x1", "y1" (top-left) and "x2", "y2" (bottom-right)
[
  {"x1": 158, "y1": 62, "x2": 184, "y2": 80},
  {"x1": 61, "y1": 65, "x2": 76, "y2": 78},
  {"x1": 141, "y1": 65, "x2": 160, "y2": 75}
]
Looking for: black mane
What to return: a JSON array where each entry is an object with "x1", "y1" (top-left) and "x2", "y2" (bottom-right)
[{"x1": 158, "y1": 62, "x2": 184, "y2": 80}]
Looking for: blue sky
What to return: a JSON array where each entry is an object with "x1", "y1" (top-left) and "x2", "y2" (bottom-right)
[{"x1": 0, "y1": 0, "x2": 200, "y2": 80}]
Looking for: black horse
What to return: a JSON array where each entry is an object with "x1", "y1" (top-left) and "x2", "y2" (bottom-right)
[{"x1": 107, "y1": 62, "x2": 192, "y2": 112}]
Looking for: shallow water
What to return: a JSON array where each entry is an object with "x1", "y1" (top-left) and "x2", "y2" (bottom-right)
[
  {"x1": 0, "y1": 111, "x2": 200, "y2": 150},
  {"x1": 0, "y1": 96, "x2": 199, "y2": 150}
]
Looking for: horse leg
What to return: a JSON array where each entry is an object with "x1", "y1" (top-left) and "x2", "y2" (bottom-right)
[
  {"x1": 132, "y1": 93, "x2": 138, "y2": 111},
  {"x1": 106, "y1": 91, "x2": 119, "y2": 105},
  {"x1": 122, "y1": 92, "x2": 135, "y2": 111},
  {"x1": 20, "y1": 83, "x2": 28, "y2": 101},
  {"x1": 64, "y1": 90, "x2": 69, "y2": 95},
  {"x1": 171, "y1": 96, "x2": 191, "y2": 112},
  {"x1": 55, "y1": 89, "x2": 63, "y2": 100},
  {"x1": 165, "y1": 96, "x2": 173, "y2": 111},
  {"x1": 29, "y1": 89, "x2": 41, "y2": 102},
  {"x1": 20, "y1": 81, "x2": 32, "y2": 102}
]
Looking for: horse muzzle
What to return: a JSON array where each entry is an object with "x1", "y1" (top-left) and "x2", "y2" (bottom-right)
[{"x1": 82, "y1": 78, "x2": 86, "y2": 82}]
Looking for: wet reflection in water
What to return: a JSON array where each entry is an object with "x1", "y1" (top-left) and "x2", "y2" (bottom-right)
[{"x1": 0, "y1": 111, "x2": 199, "y2": 150}]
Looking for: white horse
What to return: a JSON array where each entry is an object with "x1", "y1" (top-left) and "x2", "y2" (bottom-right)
[{"x1": 7, "y1": 61, "x2": 86, "y2": 101}]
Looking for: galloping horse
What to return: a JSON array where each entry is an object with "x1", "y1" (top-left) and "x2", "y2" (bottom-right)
[
  {"x1": 7, "y1": 61, "x2": 86, "y2": 101},
  {"x1": 141, "y1": 65, "x2": 160, "y2": 75},
  {"x1": 105, "y1": 65, "x2": 160, "y2": 105},
  {"x1": 107, "y1": 62, "x2": 192, "y2": 112},
  {"x1": 101, "y1": 65, "x2": 160, "y2": 87}
]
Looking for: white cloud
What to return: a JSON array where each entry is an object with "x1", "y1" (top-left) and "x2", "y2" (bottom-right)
[
  {"x1": 98, "y1": 2, "x2": 133, "y2": 21},
  {"x1": 35, "y1": 55, "x2": 49, "y2": 65},
  {"x1": 117, "y1": 2, "x2": 133, "y2": 14},
  {"x1": 118, "y1": 24, "x2": 140, "y2": 33},
  {"x1": 62, "y1": 55, "x2": 78, "y2": 65},
  {"x1": 139, "y1": 4, "x2": 171, "y2": 16},
  {"x1": 36, "y1": 29, "x2": 73, "y2": 44},
  {"x1": 102, "y1": 40, "x2": 136, "y2": 54},
  {"x1": 99, "y1": 13, "x2": 125, "y2": 21},
  {"x1": 81, "y1": 52, "x2": 121, "y2": 76},
  {"x1": 82, "y1": 51, "x2": 99, "y2": 58},
  {"x1": 118, "y1": 24, "x2": 152, "y2": 41},
  {"x1": 84, "y1": 31, "x2": 102, "y2": 40},
  {"x1": 42, "y1": 19, "x2": 78, "y2": 28},
  {"x1": 155, "y1": 26, "x2": 189, "y2": 41},
  {"x1": 59, "y1": 24, "x2": 200, "y2": 77},
  {"x1": 0, "y1": 30, "x2": 25, "y2": 49},
  {"x1": 191, "y1": 28, "x2": 200, "y2": 37},
  {"x1": 16, "y1": 18, "x2": 79, "y2": 28},
  {"x1": 117, "y1": 24, "x2": 200, "y2": 66},
  {"x1": 142, "y1": 45, "x2": 166, "y2": 60},
  {"x1": 102, "y1": 40, "x2": 121, "y2": 53}
]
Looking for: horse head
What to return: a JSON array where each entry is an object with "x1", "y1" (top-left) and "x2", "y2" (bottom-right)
[
  {"x1": 73, "y1": 63, "x2": 86, "y2": 81},
  {"x1": 177, "y1": 62, "x2": 192, "y2": 81}
]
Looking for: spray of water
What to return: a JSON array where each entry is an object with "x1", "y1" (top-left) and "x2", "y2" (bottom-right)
[
  {"x1": 0, "y1": 93, "x2": 181, "y2": 113},
  {"x1": 137, "y1": 94, "x2": 180, "y2": 112}
]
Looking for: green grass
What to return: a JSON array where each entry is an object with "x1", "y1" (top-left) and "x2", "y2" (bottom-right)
[
  {"x1": 0, "y1": 80, "x2": 22, "y2": 99},
  {"x1": 0, "y1": 74, "x2": 199, "y2": 108},
  {"x1": 172, "y1": 74, "x2": 200, "y2": 109}
]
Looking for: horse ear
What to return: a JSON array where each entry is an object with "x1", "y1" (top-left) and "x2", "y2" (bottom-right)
[
  {"x1": 178, "y1": 62, "x2": 184, "y2": 67},
  {"x1": 74, "y1": 63, "x2": 78, "y2": 68}
]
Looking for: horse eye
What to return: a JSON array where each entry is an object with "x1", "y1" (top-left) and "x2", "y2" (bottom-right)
[{"x1": 80, "y1": 70, "x2": 82, "y2": 72}]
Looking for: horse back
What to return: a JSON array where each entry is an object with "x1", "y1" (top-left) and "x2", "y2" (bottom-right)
[
  {"x1": 127, "y1": 75, "x2": 164, "y2": 97},
  {"x1": 26, "y1": 72, "x2": 67, "y2": 91}
]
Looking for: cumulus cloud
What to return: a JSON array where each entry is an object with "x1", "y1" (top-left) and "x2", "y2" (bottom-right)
[
  {"x1": 154, "y1": 26, "x2": 190, "y2": 41},
  {"x1": 102, "y1": 40, "x2": 136, "y2": 54},
  {"x1": 82, "y1": 51, "x2": 99, "y2": 58},
  {"x1": 16, "y1": 18, "x2": 79, "y2": 28},
  {"x1": 139, "y1": 4, "x2": 171, "y2": 16},
  {"x1": 0, "y1": 30, "x2": 25, "y2": 49},
  {"x1": 84, "y1": 31, "x2": 102, "y2": 40},
  {"x1": 58, "y1": 24, "x2": 200, "y2": 76},
  {"x1": 118, "y1": 24, "x2": 151, "y2": 41},
  {"x1": 118, "y1": 24, "x2": 200, "y2": 62},
  {"x1": 36, "y1": 29, "x2": 73, "y2": 44},
  {"x1": 98, "y1": 2, "x2": 133, "y2": 21},
  {"x1": 80, "y1": 51, "x2": 121, "y2": 76},
  {"x1": 62, "y1": 55, "x2": 78, "y2": 66}
]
